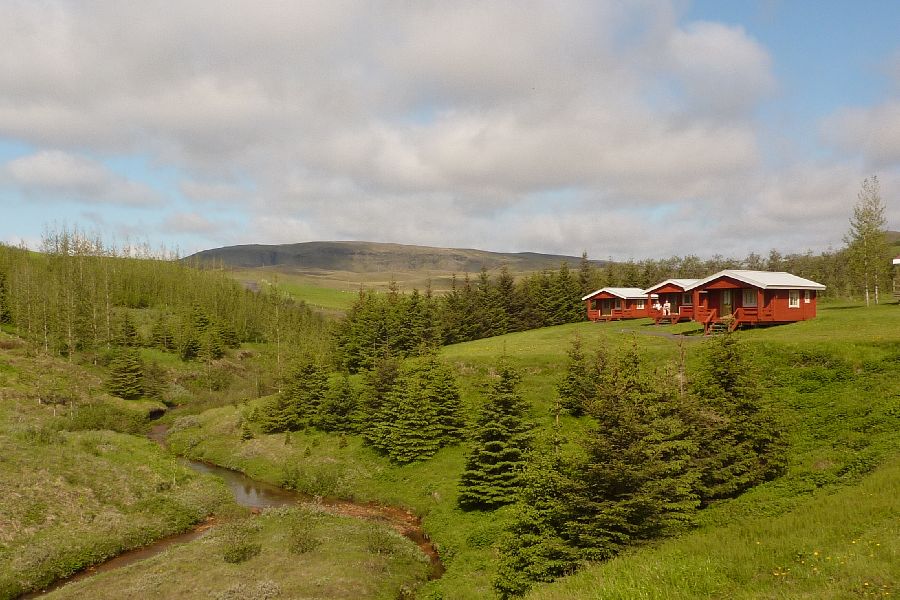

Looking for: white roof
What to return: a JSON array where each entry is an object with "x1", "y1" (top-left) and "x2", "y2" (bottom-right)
[
  {"x1": 685, "y1": 270, "x2": 826, "y2": 291},
  {"x1": 893, "y1": 256, "x2": 900, "y2": 265},
  {"x1": 581, "y1": 287, "x2": 647, "y2": 301},
  {"x1": 643, "y1": 278, "x2": 700, "y2": 294}
]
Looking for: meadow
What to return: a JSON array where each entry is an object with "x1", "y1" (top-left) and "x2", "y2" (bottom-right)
[{"x1": 162, "y1": 302, "x2": 900, "y2": 599}]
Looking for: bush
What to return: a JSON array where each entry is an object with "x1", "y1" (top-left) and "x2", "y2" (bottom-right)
[
  {"x1": 364, "y1": 525, "x2": 398, "y2": 556},
  {"x1": 287, "y1": 512, "x2": 321, "y2": 554},
  {"x1": 64, "y1": 402, "x2": 147, "y2": 434},
  {"x1": 220, "y1": 521, "x2": 262, "y2": 564}
]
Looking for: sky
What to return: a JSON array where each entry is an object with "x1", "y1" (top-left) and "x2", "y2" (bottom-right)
[{"x1": 1, "y1": 0, "x2": 898, "y2": 260}]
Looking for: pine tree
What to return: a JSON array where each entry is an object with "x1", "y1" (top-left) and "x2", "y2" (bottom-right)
[
  {"x1": 458, "y1": 360, "x2": 531, "y2": 510},
  {"x1": 557, "y1": 336, "x2": 597, "y2": 416},
  {"x1": 567, "y1": 347, "x2": 699, "y2": 558},
  {"x1": 117, "y1": 312, "x2": 140, "y2": 347},
  {"x1": 106, "y1": 347, "x2": 144, "y2": 400},
  {"x1": 281, "y1": 357, "x2": 328, "y2": 429},
  {"x1": 688, "y1": 333, "x2": 787, "y2": 501},
  {"x1": 319, "y1": 373, "x2": 358, "y2": 432},
  {"x1": 494, "y1": 433, "x2": 581, "y2": 599}
]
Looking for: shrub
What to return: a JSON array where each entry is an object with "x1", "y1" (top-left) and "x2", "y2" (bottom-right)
[{"x1": 220, "y1": 521, "x2": 262, "y2": 564}]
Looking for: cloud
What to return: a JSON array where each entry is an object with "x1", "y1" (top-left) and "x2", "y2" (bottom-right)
[
  {"x1": 0, "y1": 1, "x2": 892, "y2": 259},
  {"x1": 2, "y1": 150, "x2": 161, "y2": 206},
  {"x1": 823, "y1": 101, "x2": 900, "y2": 167}
]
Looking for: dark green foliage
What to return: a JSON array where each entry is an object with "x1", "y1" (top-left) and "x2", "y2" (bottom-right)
[
  {"x1": 142, "y1": 361, "x2": 168, "y2": 402},
  {"x1": 458, "y1": 360, "x2": 531, "y2": 510},
  {"x1": 200, "y1": 328, "x2": 225, "y2": 361},
  {"x1": 0, "y1": 270, "x2": 10, "y2": 324},
  {"x1": 318, "y1": 373, "x2": 358, "y2": 433},
  {"x1": 179, "y1": 329, "x2": 201, "y2": 361},
  {"x1": 116, "y1": 312, "x2": 140, "y2": 347},
  {"x1": 688, "y1": 334, "x2": 787, "y2": 501},
  {"x1": 106, "y1": 347, "x2": 144, "y2": 400},
  {"x1": 255, "y1": 357, "x2": 328, "y2": 432},
  {"x1": 366, "y1": 354, "x2": 463, "y2": 464},
  {"x1": 150, "y1": 314, "x2": 176, "y2": 351},
  {"x1": 494, "y1": 441, "x2": 581, "y2": 599},
  {"x1": 557, "y1": 336, "x2": 598, "y2": 416},
  {"x1": 359, "y1": 353, "x2": 400, "y2": 426},
  {"x1": 240, "y1": 419, "x2": 254, "y2": 441}
]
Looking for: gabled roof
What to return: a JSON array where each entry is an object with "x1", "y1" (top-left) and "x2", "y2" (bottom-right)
[
  {"x1": 643, "y1": 278, "x2": 700, "y2": 294},
  {"x1": 685, "y1": 270, "x2": 826, "y2": 291},
  {"x1": 581, "y1": 287, "x2": 647, "y2": 301}
]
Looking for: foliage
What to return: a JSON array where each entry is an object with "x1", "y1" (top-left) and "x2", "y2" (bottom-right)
[
  {"x1": 106, "y1": 347, "x2": 145, "y2": 400},
  {"x1": 688, "y1": 334, "x2": 788, "y2": 502},
  {"x1": 220, "y1": 521, "x2": 262, "y2": 564},
  {"x1": 844, "y1": 175, "x2": 891, "y2": 304},
  {"x1": 458, "y1": 360, "x2": 531, "y2": 509},
  {"x1": 366, "y1": 353, "x2": 464, "y2": 464}
]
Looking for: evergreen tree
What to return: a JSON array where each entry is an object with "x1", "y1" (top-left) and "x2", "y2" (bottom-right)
[
  {"x1": 106, "y1": 347, "x2": 144, "y2": 400},
  {"x1": 421, "y1": 354, "x2": 465, "y2": 445},
  {"x1": 688, "y1": 333, "x2": 787, "y2": 501},
  {"x1": 116, "y1": 312, "x2": 140, "y2": 347},
  {"x1": 281, "y1": 357, "x2": 328, "y2": 429},
  {"x1": 0, "y1": 270, "x2": 10, "y2": 325},
  {"x1": 844, "y1": 175, "x2": 891, "y2": 305},
  {"x1": 458, "y1": 360, "x2": 531, "y2": 510},
  {"x1": 557, "y1": 336, "x2": 597, "y2": 416},
  {"x1": 319, "y1": 373, "x2": 358, "y2": 432},
  {"x1": 494, "y1": 434, "x2": 581, "y2": 599},
  {"x1": 151, "y1": 314, "x2": 176, "y2": 351}
]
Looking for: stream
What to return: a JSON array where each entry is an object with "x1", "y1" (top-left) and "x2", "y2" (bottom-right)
[{"x1": 23, "y1": 424, "x2": 443, "y2": 598}]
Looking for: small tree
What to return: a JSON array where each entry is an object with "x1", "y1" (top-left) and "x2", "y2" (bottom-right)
[
  {"x1": 458, "y1": 360, "x2": 531, "y2": 510},
  {"x1": 107, "y1": 347, "x2": 144, "y2": 400},
  {"x1": 845, "y1": 175, "x2": 890, "y2": 305}
]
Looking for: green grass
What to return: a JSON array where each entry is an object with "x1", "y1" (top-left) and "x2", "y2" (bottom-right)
[
  {"x1": 45, "y1": 507, "x2": 431, "y2": 600},
  {"x1": 0, "y1": 338, "x2": 231, "y2": 599},
  {"x1": 165, "y1": 304, "x2": 900, "y2": 599}
]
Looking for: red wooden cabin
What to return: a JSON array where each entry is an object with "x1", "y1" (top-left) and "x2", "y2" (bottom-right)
[
  {"x1": 644, "y1": 278, "x2": 699, "y2": 324},
  {"x1": 686, "y1": 270, "x2": 825, "y2": 334},
  {"x1": 582, "y1": 287, "x2": 650, "y2": 322}
]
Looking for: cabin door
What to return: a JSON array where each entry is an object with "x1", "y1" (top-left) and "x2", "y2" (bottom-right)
[
  {"x1": 601, "y1": 300, "x2": 612, "y2": 316},
  {"x1": 721, "y1": 289, "x2": 733, "y2": 316}
]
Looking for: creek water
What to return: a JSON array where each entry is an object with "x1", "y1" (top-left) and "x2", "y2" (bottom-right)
[{"x1": 22, "y1": 425, "x2": 443, "y2": 598}]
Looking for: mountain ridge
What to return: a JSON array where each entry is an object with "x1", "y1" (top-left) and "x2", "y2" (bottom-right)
[{"x1": 186, "y1": 241, "x2": 599, "y2": 274}]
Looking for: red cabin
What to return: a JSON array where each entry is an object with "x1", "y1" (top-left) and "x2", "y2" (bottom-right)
[
  {"x1": 644, "y1": 278, "x2": 699, "y2": 324},
  {"x1": 582, "y1": 287, "x2": 650, "y2": 321},
  {"x1": 686, "y1": 270, "x2": 825, "y2": 334}
]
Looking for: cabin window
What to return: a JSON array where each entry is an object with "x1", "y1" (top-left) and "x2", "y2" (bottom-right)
[
  {"x1": 615, "y1": 299, "x2": 622, "y2": 310},
  {"x1": 682, "y1": 293, "x2": 691, "y2": 305},
  {"x1": 804, "y1": 290, "x2": 811, "y2": 304},
  {"x1": 742, "y1": 288, "x2": 757, "y2": 307},
  {"x1": 789, "y1": 290, "x2": 800, "y2": 308},
  {"x1": 636, "y1": 299, "x2": 645, "y2": 310}
]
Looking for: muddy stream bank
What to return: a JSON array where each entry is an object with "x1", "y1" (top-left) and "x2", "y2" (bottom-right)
[{"x1": 23, "y1": 424, "x2": 443, "y2": 598}]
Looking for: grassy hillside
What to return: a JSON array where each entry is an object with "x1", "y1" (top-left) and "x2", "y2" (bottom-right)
[{"x1": 162, "y1": 303, "x2": 899, "y2": 599}]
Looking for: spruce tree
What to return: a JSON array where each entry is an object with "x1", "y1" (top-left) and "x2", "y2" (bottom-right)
[
  {"x1": 557, "y1": 336, "x2": 597, "y2": 416},
  {"x1": 106, "y1": 347, "x2": 144, "y2": 400},
  {"x1": 688, "y1": 333, "x2": 787, "y2": 501},
  {"x1": 117, "y1": 312, "x2": 139, "y2": 347},
  {"x1": 567, "y1": 346, "x2": 699, "y2": 558},
  {"x1": 281, "y1": 357, "x2": 328, "y2": 429},
  {"x1": 419, "y1": 353, "x2": 465, "y2": 445},
  {"x1": 458, "y1": 360, "x2": 531, "y2": 510},
  {"x1": 494, "y1": 434, "x2": 581, "y2": 599},
  {"x1": 319, "y1": 373, "x2": 358, "y2": 432}
]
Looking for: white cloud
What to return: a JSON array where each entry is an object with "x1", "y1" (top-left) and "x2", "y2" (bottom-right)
[
  {"x1": 2, "y1": 150, "x2": 161, "y2": 206},
  {"x1": 824, "y1": 101, "x2": 900, "y2": 167},
  {"x1": 0, "y1": 0, "x2": 892, "y2": 259}
]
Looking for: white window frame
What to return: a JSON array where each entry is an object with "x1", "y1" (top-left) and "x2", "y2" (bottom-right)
[
  {"x1": 788, "y1": 289, "x2": 800, "y2": 308},
  {"x1": 804, "y1": 290, "x2": 811, "y2": 304},
  {"x1": 742, "y1": 288, "x2": 757, "y2": 308},
  {"x1": 636, "y1": 299, "x2": 645, "y2": 310}
]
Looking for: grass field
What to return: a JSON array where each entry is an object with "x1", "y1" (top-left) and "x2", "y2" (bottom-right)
[
  {"x1": 163, "y1": 302, "x2": 900, "y2": 599},
  {"x1": 46, "y1": 507, "x2": 431, "y2": 600},
  {"x1": 3, "y1": 300, "x2": 898, "y2": 599}
]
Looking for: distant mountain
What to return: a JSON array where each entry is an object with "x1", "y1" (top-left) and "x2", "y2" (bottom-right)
[{"x1": 186, "y1": 241, "x2": 598, "y2": 274}]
